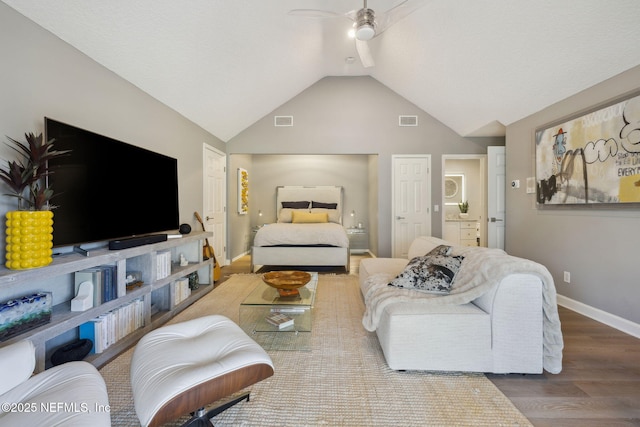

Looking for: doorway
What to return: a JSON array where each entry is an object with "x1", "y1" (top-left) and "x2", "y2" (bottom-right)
[
  {"x1": 392, "y1": 155, "x2": 432, "y2": 258},
  {"x1": 442, "y1": 155, "x2": 487, "y2": 247},
  {"x1": 203, "y1": 144, "x2": 227, "y2": 265}
]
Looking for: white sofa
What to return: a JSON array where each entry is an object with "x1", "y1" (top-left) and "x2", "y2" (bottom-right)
[
  {"x1": 0, "y1": 340, "x2": 111, "y2": 426},
  {"x1": 359, "y1": 236, "x2": 563, "y2": 374}
]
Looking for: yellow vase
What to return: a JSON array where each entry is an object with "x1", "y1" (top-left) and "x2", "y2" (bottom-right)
[{"x1": 5, "y1": 211, "x2": 54, "y2": 270}]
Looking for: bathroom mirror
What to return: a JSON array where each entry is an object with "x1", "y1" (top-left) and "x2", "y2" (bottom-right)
[{"x1": 444, "y1": 174, "x2": 465, "y2": 205}]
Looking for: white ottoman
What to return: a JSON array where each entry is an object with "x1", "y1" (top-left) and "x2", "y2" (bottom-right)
[{"x1": 130, "y1": 315, "x2": 274, "y2": 427}]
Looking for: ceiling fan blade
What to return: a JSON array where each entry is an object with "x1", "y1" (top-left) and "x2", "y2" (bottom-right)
[
  {"x1": 288, "y1": 9, "x2": 343, "y2": 19},
  {"x1": 375, "y1": 0, "x2": 425, "y2": 36},
  {"x1": 355, "y1": 39, "x2": 375, "y2": 68},
  {"x1": 288, "y1": 9, "x2": 348, "y2": 18}
]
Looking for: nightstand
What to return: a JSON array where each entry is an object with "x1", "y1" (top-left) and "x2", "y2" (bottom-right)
[{"x1": 346, "y1": 227, "x2": 368, "y2": 254}]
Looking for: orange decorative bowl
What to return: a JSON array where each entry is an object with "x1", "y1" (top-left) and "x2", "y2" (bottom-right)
[{"x1": 262, "y1": 271, "x2": 311, "y2": 297}]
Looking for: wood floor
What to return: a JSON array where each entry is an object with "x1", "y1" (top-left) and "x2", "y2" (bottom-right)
[{"x1": 219, "y1": 254, "x2": 640, "y2": 426}]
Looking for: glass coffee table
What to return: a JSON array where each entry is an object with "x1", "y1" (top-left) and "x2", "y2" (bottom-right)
[{"x1": 239, "y1": 272, "x2": 317, "y2": 351}]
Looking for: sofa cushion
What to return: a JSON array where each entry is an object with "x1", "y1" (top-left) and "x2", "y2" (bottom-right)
[
  {"x1": 388, "y1": 252, "x2": 464, "y2": 294},
  {"x1": 0, "y1": 340, "x2": 35, "y2": 396}
]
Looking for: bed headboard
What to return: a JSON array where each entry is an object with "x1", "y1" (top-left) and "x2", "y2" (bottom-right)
[{"x1": 276, "y1": 186, "x2": 343, "y2": 223}]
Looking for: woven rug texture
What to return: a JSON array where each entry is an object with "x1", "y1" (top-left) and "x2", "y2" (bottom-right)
[{"x1": 99, "y1": 273, "x2": 532, "y2": 426}]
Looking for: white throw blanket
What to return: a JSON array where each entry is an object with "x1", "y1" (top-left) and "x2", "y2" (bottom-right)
[{"x1": 362, "y1": 246, "x2": 564, "y2": 374}]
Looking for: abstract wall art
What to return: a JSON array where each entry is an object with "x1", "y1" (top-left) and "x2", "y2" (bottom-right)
[
  {"x1": 238, "y1": 167, "x2": 248, "y2": 214},
  {"x1": 535, "y1": 91, "x2": 640, "y2": 206}
]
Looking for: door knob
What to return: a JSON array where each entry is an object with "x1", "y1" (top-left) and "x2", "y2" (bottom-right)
[
  {"x1": 396, "y1": 216, "x2": 406, "y2": 220},
  {"x1": 206, "y1": 216, "x2": 212, "y2": 221},
  {"x1": 489, "y1": 217, "x2": 503, "y2": 222}
]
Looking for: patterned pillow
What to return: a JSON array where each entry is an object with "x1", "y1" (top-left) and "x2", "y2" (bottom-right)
[
  {"x1": 425, "y1": 244, "x2": 452, "y2": 257},
  {"x1": 388, "y1": 252, "x2": 464, "y2": 294}
]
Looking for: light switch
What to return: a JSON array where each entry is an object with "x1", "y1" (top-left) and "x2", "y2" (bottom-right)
[{"x1": 526, "y1": 177, "x2": 536, "y2": 194}]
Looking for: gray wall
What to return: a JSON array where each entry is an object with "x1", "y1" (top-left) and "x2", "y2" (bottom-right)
[
  {"x1": 228, "y1": 76, "x2": 502, "y2": 257},
  {"x1": 506, "y1": 65, "x2": 640, "y2": 325},
  {"x1": 226, "y1": 154, "x2": 372, "y2": 261},
  {"x1": 0, "y1": 4, "x2": 225, "y2": 256}
]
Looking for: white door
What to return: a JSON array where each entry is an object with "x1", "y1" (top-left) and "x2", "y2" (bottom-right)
[
  {"x1": 392, "y1": 155, "x2": 431, "y2": 258},
  {"x1": 203, "y1": 144, "x2": 227, "y2": 265},
  {"x1": 487, "y1": 146, "x2": 506, "y2": 249}
]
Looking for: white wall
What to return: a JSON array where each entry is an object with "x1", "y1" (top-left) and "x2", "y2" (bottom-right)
[
  {"x1": 0, "y1": 4, "x2": 225, "y2": 255},
  {"x1": 506, "y1": 65, "x2": 640, "y2": 325}
]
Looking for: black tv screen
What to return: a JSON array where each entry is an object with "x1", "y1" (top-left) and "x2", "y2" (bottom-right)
[{"x1": 45, "y1": 118, "x2": 179, "y2": 248}]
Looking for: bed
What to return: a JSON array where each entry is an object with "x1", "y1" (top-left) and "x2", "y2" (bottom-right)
[{"x1": 251, "y1": 186, "x2": 350, "y2": 272}]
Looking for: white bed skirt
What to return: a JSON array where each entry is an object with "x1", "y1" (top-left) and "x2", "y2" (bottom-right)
[{"x1": 251, "y1": 246, "x2": 350, "y2": 272}]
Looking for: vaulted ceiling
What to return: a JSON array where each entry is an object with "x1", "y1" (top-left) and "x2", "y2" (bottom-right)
[{"x1": 4, "y1": 0, "x2": 640, "y2": 142}]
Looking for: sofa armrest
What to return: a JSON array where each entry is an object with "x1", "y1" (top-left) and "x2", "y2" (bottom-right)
[
  {"x1": 359, "y1": 258, "x2": 409, "y2": 294},
  {"x1": 0, "y1": 340, "x2": 36, "y2": 396},
  {"x1": 473, "y1": 274, "x2": 544, "y2": 373}
]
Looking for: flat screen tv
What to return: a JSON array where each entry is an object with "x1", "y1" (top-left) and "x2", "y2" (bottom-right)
[{"x1": 45, "y1": 117, "x2": 179, "y2": 248}]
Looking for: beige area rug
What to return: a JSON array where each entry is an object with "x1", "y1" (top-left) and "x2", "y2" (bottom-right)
[{"x1": 100, "y1": 273, "x2": 532, "y2": 426}]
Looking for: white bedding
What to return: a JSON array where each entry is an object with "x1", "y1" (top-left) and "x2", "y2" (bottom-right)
[{"x1": 254, "y1": 222, "x2": 349, "y2": 248}]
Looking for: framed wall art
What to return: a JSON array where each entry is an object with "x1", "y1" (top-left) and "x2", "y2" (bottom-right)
[
  {"x1": 238, "y1": 167, "x2": 248, "y2": 214},
  {"x1": 535, "y1": 91, "x2": 640, "y2": 206}
]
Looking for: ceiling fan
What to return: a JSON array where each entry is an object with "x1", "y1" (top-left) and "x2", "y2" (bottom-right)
[{"x1": 289, "y1": 0, "x2": 425, "y2": 68}]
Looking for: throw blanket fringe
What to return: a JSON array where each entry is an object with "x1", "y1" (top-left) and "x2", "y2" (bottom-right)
[{"x1": 362, "y1": 246, "x2": 564, "y2": 374}]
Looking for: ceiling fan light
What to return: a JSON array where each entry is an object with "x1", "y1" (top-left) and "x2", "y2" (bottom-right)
[{"x1": 356, "y1": 24, "x2": 375, "y2": 40}]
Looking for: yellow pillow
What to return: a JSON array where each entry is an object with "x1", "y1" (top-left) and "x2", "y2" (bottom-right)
[{"x1": 291, "y1": 211, "x2": 329, "y2": 223}]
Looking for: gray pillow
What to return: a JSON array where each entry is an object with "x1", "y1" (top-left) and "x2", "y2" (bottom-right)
[
  {"x1": 281, "y1": 201, "x2": 310, "y2": 209},
  {"x1": 388, "y1": 252, "x2": 464, "y2": 294},
  {"x1": 311, "y1": 201, "x2": 338, "y2": 209}
]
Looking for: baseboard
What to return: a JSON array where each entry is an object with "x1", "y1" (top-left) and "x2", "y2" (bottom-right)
[
  {"x1": 232, "y1": 251, "x2": 250, "y2": 263},
  {"x1": 557, "y1": 294, "x2": 640, "y2": 339}
]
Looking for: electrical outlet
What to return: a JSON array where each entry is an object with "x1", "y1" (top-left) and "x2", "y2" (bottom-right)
[{"x1": 563, "y1": 271, "x2": 571, "y2": 283}]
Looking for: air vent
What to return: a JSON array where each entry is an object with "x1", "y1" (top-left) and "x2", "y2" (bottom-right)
[
  {"x1": 399, "y1": 115, "x2": 418, "y2": 126},
  {"x1": 274, "y1": 116, "x2": 293, "y2": 127}
]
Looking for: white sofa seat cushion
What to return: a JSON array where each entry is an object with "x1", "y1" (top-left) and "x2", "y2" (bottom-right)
[
  {"x1": 376, "y1": 302, "x2": 492, "y2": 371},
  {"x1": 130, "y1": 314, "x2": 274, "y2": 427},
  {"x1": 0, "y1": 361, "x2": 111, "y2": 426}
]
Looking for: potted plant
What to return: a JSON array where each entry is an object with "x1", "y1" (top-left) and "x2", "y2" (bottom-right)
[
  {"x1": 458, "y1": 200, "x2": 469, "y2": 218},
  {"x1": 1, "y1": 132, "x2": 69, "y2": 269}
]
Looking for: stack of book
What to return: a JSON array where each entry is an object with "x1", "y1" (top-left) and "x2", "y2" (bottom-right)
[
  {"x1": 156, "y1": 251, "x2": 172, "y2": 280},
  {"x1": 79, "y1": 298, "x2": 145, "y2": 354},
  {"x1": 265, "y1": 312, "x2": 294, "y2": 329},
  {"x1": 74, "y1": 265, "x2": 118, "y2": 306},
  {"x1": 174, "y1": 278, "x2": 191, "y2": 305}
]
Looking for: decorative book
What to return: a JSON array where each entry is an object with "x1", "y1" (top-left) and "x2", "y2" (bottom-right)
[{"x1": 265, "y1": 312, "x2": 294, "y2": 329}]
